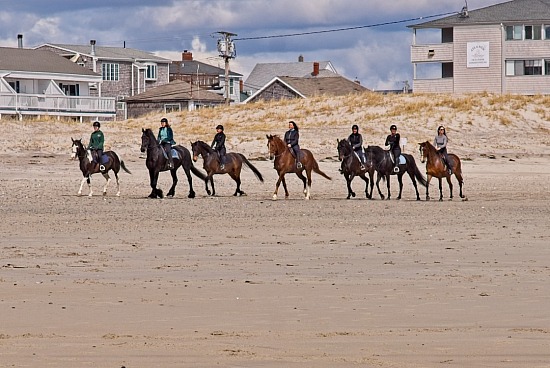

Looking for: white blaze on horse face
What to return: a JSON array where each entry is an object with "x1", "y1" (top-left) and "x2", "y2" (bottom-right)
[
  {"x1": 86, "y1": 150, "x2": 93, "y2": 162},
  {"x1": 71, "y1": 145, "x2": 78, "y2": 160}
]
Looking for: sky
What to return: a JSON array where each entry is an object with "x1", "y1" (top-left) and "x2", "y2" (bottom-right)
[{"x1": 0, "y1": 0, "x2": 502, "y2": 90}]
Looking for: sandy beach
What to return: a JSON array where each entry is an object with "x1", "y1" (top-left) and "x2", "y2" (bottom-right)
[{"x1": 1, "y1": 92, "x2": 550, "y2": 367}]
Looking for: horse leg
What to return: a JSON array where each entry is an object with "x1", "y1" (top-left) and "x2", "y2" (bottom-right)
[
  {"x1": 86, "y1": 176, "x2": 93, "y2": 197},
  {"x1": 273, "y1": 173, "x2": 284, "y2": 200},
  {"x1": 455, "y1": 171, "x2": 465, "y2": 198},
  {"x1": 114, "y1": 172, "x2": 121, "y2": 197},
  {"x1": 304, "y1": 169, "x2": 312, "y2": 200},
  {"x1": 438, "y1": 177, "x2": 444, "y2": 201},
  {"x1": 376, "y1": 174, "x2": 384, "y2": 200},
  {"x1": 345, "y1": 173, "x2": 355, "y2": 199},
  {"x1": 282, "y1": 176, "x2": 289, "y2": 198},
  {"x1": 183, "y1": 165, "x2": 195, "y2": 198},
  {"x1": 406, "y1": 169, "x2": 421, "y2": 201},
  {"x1": 396, "y1": 174, "x2": 404, "y2": 200},
  {"x1": 385, "y1": 174, "x2": 391, "y2": 200},
  {"x1": 167, "y1": 169, "x2": 178, "y2": 197},
  {"x1": 149, "y1": 170, "x2": 162, "y2": 198},
  {"x1": 209, "y1": 175, "x2": 216, "y2": 196},
  {"x1": 102, "y1": 172, "x2": 111, "y2": 196},
  {"x1": 426, "y1": 174, "x2": 432, "y2": 201},
  {"x1": 446, "y1": 175, "x2": 453, "y2": 200},
  {"x1": 78, "y1": 176, "x2": 87, "y2": 196},
  {"x1": 359, "y1": 173, "x2": 369, "y2": 198}
]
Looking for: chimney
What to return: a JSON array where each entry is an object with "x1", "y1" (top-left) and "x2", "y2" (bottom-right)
[
  {"x1": 239, "y1": 80, "x2": 244, "y2": 93},
  {"x1": 298, "y1": 54, "x2": 304, "y2": 62},
  {"x1": 90, "y1": 40, "x2": 96, "y2": 56},
  {"x1": 312, "y1": 61, "x2": 319, "y2": 76},
  {"x1": 182, "y1": 50, "x2": 193, "y2": 61},
  {"x1": 17, "y1": 34, "x2": 23, "y2": 48}
]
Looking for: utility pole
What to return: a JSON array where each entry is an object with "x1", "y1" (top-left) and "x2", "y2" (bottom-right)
[{"x1": 216, "y1": 31, "x2": 237, "y2": 105}]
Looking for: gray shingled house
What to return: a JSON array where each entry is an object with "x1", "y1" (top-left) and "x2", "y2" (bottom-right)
[
  {"x1": 0, "y1": 46, "x2": 114, "y2": 120},
  {"x1": 125, "y1": 80, "x2": 225, "y2": 118},
  {"x1": 35, "y1": 42, "x2": 171, "y2": 119},
  {"x1": 244, "y1": 57, "x2": 338, "y2": 96},
  {"x1": 244, "y1": 75, "x2": 367, "y2": 103},
  {"x1": 170, "y1": 51, "x2": 243, "y2": 103},
  {"x1": 410, "y1": 0, "x2": 550, "y2": 94}
]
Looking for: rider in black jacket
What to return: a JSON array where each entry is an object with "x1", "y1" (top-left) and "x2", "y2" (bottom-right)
[
  {"x1": 385, "y1": 124, "x2": 401, "y2": 173},
  {"x1": 284, "y1": 121, "x2": 301, "y2": 169},
  {"x1": 347, "y1": 124, "x2": 366, "y2": 170},
  {"x1": 211, "y1": 124, "x2": 226, "y2": 170}
]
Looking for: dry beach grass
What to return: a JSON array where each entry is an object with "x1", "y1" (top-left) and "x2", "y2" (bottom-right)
[{"x1": 0, "y1": 92, "x2": 549, "y2": 367}]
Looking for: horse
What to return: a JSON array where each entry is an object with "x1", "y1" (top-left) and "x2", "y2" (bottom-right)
[
  {"x1": 337, "y1": 138, "x2": 373, "y2": 199},
  {"x1": 191, "y1": 140, "x2": 264, "y2": 196},
  {"x1": 364, "y1": 145, "x2": 427, "y2": 200},
  {"x1": 266, "y1": 134, "x2": 332, "y2": 200},
  {"x1": 71, "y1": 138, "x2": 131, "y2": 196},
  {"x1": 418, "y1": 141, "x2": 465, "y2": 201},
  {"x1": 140, "y1": 128, "x2": 206, "y2": 199}
]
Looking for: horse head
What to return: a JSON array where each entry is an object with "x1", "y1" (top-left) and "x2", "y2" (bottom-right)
[
  {"x1": 418, "y1": 141, "x2": 431, "y2": 163},
  {"x1": 140, "y1": 128, "x2": 155, "y2": 153},
  {"x1": 337, "y1": 139, "x2": 352, "y2": 161},
  {"x1": 266, "y1": 134, "x2": 284, "y2": 160},
  {"x1": 71, "y1": 138, "x2": 86, "y2": 160},
  {"x1": 190, "y1": 140, "x2": 200, "y2": 162}
]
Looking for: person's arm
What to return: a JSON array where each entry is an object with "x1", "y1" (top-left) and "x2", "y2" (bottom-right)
[
  {"x1": 353, "y1": 134, "x2": 363, "y2": 150},
  {"x1": 211, "y1": 136, "x2": 217, "y2": 149},
  {"x1": 167, "y1": 127, "x2": 174, "y2": 143},
  {"x1": 218, "y1": 133, "x2": 225, "y2": 148},
  {"x1": 384, "y1": 135, "x2": 390, "y2": 147},
  {"x1": 394, "y1": 133, "x2": 400, "y2": 147}
]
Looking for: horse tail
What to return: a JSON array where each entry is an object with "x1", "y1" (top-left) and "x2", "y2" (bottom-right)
[
  {"x1": 120, "y1": 160, "x2": 132, "y2": 174},
  {"x1": 409, "y1": 157, "x2": 427, "y2": 187},
  {"x1": 190, "y1": 163, "x2": 207, "y2": 181},
  {"x1": 312, "y1": 158, "x2": 332, "y2": 181},
  {"x1": 238, "y1": 153, "x2": 264, "y2": 182}
]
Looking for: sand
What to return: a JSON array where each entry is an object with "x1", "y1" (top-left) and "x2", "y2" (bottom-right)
[{"x1": 1, "y1": 145, "x2": 550, "y2": 367}]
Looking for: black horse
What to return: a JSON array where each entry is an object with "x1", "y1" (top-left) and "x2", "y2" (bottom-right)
[
  {"x1": 364, "y1": 145, "x2": 427, "y2": 200},
  {"x1": 337, "y1": 139, "x2": 373, "y2": 199},
  {"x1": 140, "y1": 128, "x2": 206, "y2": 199},
  {"x1": 71, "y1": 138, "x2": 131, "y2": 196}
]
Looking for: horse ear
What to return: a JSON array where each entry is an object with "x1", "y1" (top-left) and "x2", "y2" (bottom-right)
[{"x1": 142, "y1": 128, "x2": 145, "y2": 133}]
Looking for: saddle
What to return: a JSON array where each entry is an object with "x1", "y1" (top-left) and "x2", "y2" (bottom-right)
[{"x1": 389, "y1": 152, "x2": 406, "y2": 165}]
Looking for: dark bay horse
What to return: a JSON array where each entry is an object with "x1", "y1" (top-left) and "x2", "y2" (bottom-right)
[
  {"x1": 140, "y1": 128, "x2": 206, "y2": 199},
  {"x1": 266, "y1": 134, "x2": 331, "y2": 200},
  {"x1": 71, "y1": 138, "x2": 131, "y2": 196},
  {"x1": 364, "y1": 145, "x2": 427, "y2": 200},
  {"x1": 337, "y1": 138, "x2": 373, "y2": 199},
  {"x1": 191, "y1": 140, "x2": 264, "y2": 196},
  {"x1": 418, "y1": 141, "x2": 465, "y2": 201}
]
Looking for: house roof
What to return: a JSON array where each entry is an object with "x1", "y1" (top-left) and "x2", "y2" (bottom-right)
[
  {"x1": 125, "y1": 80, "x2": 225, "y2": 103},
  {"x1": 245, "y1": 75, "x2": 367, "y2": 103},
  {"x1": 0, "y1": 46, "x2": 100, "y2": 77},
  {"x1": 410, "y1": 0, "x2": 550, "y2": 29},
  {"x1": 37, "y1": 43, "x2": 171, "y2": 63},
  {"x1": 170, "y1": 60, "x2": 242, "y2": 77},
  {"x1": 244, "y1": 61, "x2": 337, "y2": 92}
]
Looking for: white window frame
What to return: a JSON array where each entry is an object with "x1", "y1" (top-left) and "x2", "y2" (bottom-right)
[
  {"x1": 164, "y1": 103, "x2": 181, "y2": 113},
  {"x1": 102, "y1": 63, "x2": 120, "y2": 81},
  {"x1": 145, "y1": 63, "x2": 158, "y2": 81}
]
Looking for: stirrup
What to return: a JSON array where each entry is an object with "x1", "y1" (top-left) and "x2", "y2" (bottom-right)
[
  {"x1": 296, "y1": 162, "x2": 303, "y2": 169},
  {"x1": 393, "y1": 166, "x2": 399, "y2": 173},
  {"x1": 99, "y1": 164, "x2": 105, "y2": 171},
  {"x1": 360, "y1": 165, "x2": 366, "y2": 171},
  {"x1": 220, "y1": 164, "x2": 225, "y2": 170}
]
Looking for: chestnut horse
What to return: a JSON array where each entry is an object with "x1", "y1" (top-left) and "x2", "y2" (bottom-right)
[
  {"x1": 337, "y1": 138, "x2": 373, "y2": 199},
  {"x1": 71, "y1": 138, "x2": 131, "y2": 196},
  {"x1": 191, "y1": 140, "x2": 264, "y2": 196},
  {"x1": 418, "y1": 141, "x2": 465, "y2": 201},
  {"x1": 266, "y1": 135, "x2": 331, "y2": 200}
]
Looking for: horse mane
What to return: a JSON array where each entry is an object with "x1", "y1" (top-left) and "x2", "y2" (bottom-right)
[{"x1": 195, "y1": 140, "x2": 214, "y2": 153}]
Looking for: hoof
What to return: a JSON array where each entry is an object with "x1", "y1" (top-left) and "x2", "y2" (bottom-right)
[
  {"x1": 116, "y1": 192, "x2": 120, "y2": 197},
  {"x1": 188, "y1": 192, "x2": 196, "y2": 199},
  {"x1": 77, "y1": 192, "x2": 82, "y2": 196},
  {"x1": 351, "y1": 192, "x2": 356, "y2": 198},
  {"x1": 103, "y1": 191, "x2": 107, "y2": 196},
  {"x1": 272, "y1": 194, "x2": 278, "y2": 201}
]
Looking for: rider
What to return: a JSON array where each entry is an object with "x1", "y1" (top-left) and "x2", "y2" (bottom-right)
[
  {"x1": 88, "y1": 121, "x2": 105, "y2": 171},
  {"x1": 347, "y1": 124, "x2": 366, "y2": 170},
  {"x1": 385, "y1": 124, "x2": 401, "y2": 173},
  {"x1": 434, "y1": 125, "x2": 453, "y2": 175},
  {"x1": 284, "y1": 120, "x2": 302, "y2": 169},
  {"x1": 157, "y1": 117, "x2": 175, "y2": 169},
  {"x1": 211, "y1": 124, "x2": 226, "y2": 170}
]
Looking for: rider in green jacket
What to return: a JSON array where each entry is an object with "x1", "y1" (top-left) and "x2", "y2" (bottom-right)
[{"x1": 89, "y1": 121, "x2": 105, "y2": 171}]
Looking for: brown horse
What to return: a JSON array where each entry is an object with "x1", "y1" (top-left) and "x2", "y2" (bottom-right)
[
  {"x1": 71, "y1": 138, "x2": 131, "y2": 196},
  {"x1": 191, "y1": 140, "x2": 264, "y2": 196},
  {"x1": 337, "y1": 138, "x2": 373, "y2": 199},
  {"x1": 418, "y1": 141, "x2": 465, "y2": 201},
  {"x1": 266, "y1": 134, "x2": 331, "y2": 200}
]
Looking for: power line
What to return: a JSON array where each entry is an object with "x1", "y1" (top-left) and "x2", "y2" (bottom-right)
[{"x1": 234, "y1": 11, "x2": 458, "y2": 41}]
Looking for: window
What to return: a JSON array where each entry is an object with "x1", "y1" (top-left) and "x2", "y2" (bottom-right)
[
  {"x1": 545, "y1": 60, "x2": 550, "y2": 75},
  {"x1": 146, "y1": 64, "x2": 157, "y2": 80},
  {"x1": 229, "y1": 78, "x2": 234, "y2": 95},
  {"x1": 164, "y1": 104, "x2": 180, "y2": 113},
  {"x1": 545, "y1": 26, "x2": 550, "y2": 39},
  {"x1": 525, "y1": 25, "x2": 542, "y2": 40},
  {"x1": 102, "y1": 63, "x2": 119, "y2": 81},
  {"x1": 506, "y1": 60, "x2": 543, "y2": 76},
  {"x1": 506, "y1": 25, "x2": 523, "y2": 40}
]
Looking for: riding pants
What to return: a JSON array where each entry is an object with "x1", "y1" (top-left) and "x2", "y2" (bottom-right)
[
  {"x1": 161, "y1": 142, "x2": 174, "y2": 167},
  {"x1": 439, "y1": 147, "x2": 452, "y2": 171},
  {"x1": 392, "y1": 148, "x2": 401, "y2": 168},
  {"x1": 354, "y1": 149, "x2": 365, "y2": 164}
]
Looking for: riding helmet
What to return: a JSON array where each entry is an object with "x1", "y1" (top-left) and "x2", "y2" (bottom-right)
[
  {"x1": 160, "y1": 117, "x2": 168, "y2": 123},
  {"x1": 390, "y1": 124, "x2": 397, "y2": 130},
  {"x1": 93, "y1": 121, "x2": 101, "y2": 128},
  {"x1": 216, "y1": 124, "x2": 224, "y2": 131},
  {"x1": 352, "y1": 124, "x2": 359, "y2": 131}
]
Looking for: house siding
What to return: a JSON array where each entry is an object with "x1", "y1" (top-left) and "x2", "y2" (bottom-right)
[
  {"x1": 453, "y1": 25, "x2": 503, "y2": 93},
  {"x1": 126, "y1": 101, "x2": 189, "y2": 119},
  {"x1": 249, "y1": 81, "x2": 299, "y2": 102}
]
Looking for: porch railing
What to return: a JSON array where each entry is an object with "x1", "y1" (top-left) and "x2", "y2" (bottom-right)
[{"x1": 0, "y1": 93, "x2": 116, "y2": 116}]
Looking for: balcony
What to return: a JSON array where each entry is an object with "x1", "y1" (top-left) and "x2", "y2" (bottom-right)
[
  {"x1": 411, "y1": 43, "x2": 454, "y2": 63},
  {"x1": 0, "y1": 93, "x2": 116, "y2": 118}
]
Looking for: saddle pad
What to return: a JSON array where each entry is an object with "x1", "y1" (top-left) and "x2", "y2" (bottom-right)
[
  {"x1": 100, "y1": 155, "x2": 110, "y2": 164},
  {"x1": 398, "y1": 155, "x2": 406, "y2": 165},
  {"x1": 170, "y1": 148, "x2": 179, "y2": 159}
]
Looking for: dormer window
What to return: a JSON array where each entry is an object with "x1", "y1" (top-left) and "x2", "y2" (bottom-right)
[{"x1": 146, "y1": 63, "x2": 157, "y2": 81}]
